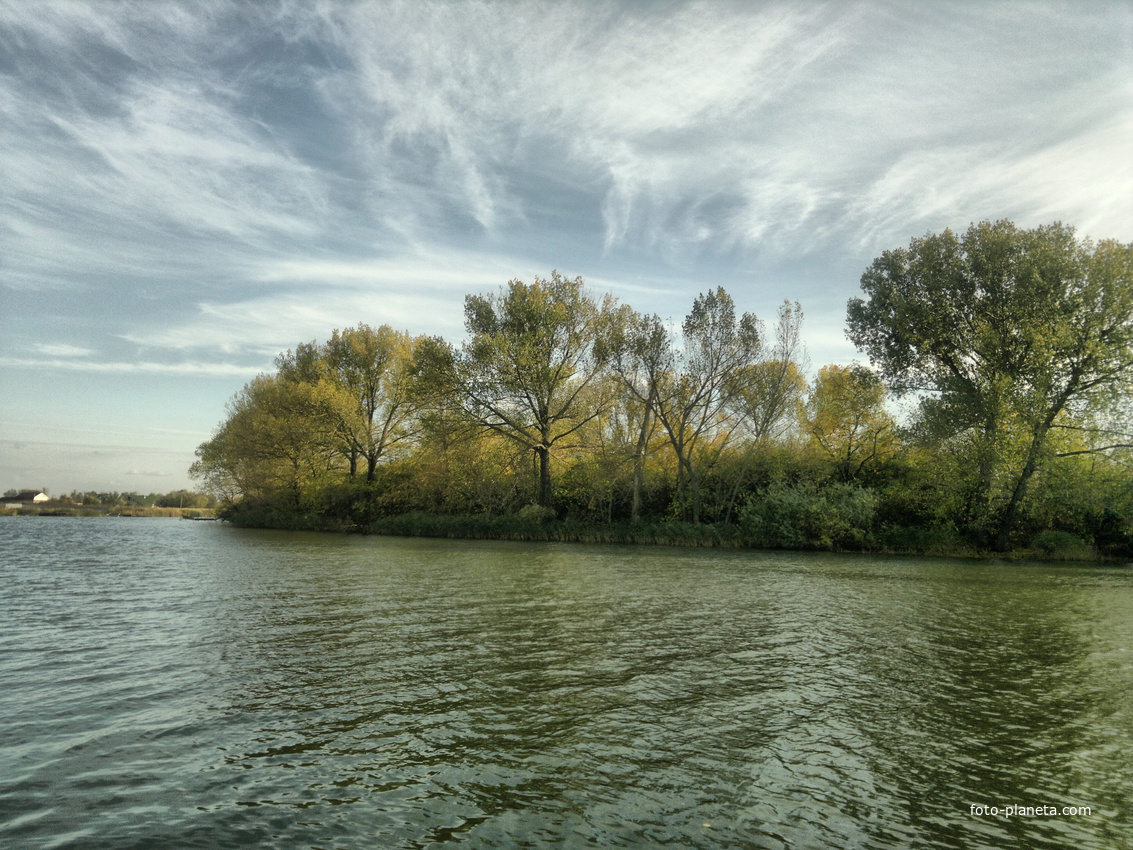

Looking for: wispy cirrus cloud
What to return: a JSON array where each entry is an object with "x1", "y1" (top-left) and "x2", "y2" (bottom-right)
[
  {"x1": 0, "y1": 356, "x2": 260, "y2": 377},
  {"x1": 4, "y1": 0, "x2": 1129, "y2": 292},
  {"x1": 315, "y1": 1, "x2": 854, "y2": 256},
  {"x1": 35, "y1": 343, "x2": 94, "y2": 358},
  {"x1": 299, "y1": 0, "x2": 1133, "y2": 264},
  {"x1": 1, "y1": 2, "x2": 332, "y2": 301}
]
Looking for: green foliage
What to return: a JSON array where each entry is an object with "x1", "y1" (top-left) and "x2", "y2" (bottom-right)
[
  {"x1": 423, "y1": 271, "x2": 615, "y2": 508},
  {"x1": 739, "y1": 481, "x2": 877, "y2": 551},
  {"x1": 874, "y1": 523, "x2": 967, "y2": 556},
  {"x1": 847, "y1": 220, "x2": 1133, "y2": 550},
  {"x1": 804, "y1": 364, "x2": 896, "y2": 482},
  {"x1": 517, "y1": 503, "x2": 557, "y2": 523},
  {"x1": 152, "y1": 489, "x2": 214, "y2": 508},
  {"x1": 186, "y1": 239, "x2": 1133, "y2": 560},
  {"x1": 275, "y1": 323, "x2": 423, "y2": 480},
  {"x1": 220, "y1": 501, "x2": 348, "y2": 532},
  {"x1": 1032, "y1": 530, "x2": 1091, "y2": 558}
]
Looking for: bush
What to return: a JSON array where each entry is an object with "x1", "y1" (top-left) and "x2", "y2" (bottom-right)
[
  {"x1": 1032, "y1": 529, "x2": 1093, "y2": 559},
  {"x1": 517, "y1": 503, "x2": 557, "y2": 523},
  {"x1": 739, "y1": 481, "x2": 876, "y2": 550},
  {"x1": 1091, "y1": 508, "x2": 1133, "y2": 558},
  {"x1": 874, "y1": 522, "x2": 967, "y2": 555}
]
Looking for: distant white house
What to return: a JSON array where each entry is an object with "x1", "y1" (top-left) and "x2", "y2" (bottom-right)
[{"x1": 0, "y1": 490, "x2": 50, "y2": 507}]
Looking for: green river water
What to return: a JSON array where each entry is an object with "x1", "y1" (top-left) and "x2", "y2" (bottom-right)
[{"x1": 1, "y1": 517, "x2": 1130, "y2": 848}]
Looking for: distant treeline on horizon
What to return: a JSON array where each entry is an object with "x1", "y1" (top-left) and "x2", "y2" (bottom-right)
[{"x1": 2, "y1": 489, "x2": 217, "y2": 509}]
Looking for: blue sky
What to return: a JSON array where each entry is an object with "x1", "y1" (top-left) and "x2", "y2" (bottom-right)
[{"x1": 2, "y1": 1, "x2": 1131, "y2": 495}]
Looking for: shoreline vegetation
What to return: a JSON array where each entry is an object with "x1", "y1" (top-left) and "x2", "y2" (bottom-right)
[
  {"x1": 190, "y1": 222, "x2": 1133, "y2": 564},
  {"x1": 3, "y1": 504, "x2": 1112, "y2": 563},
  {"x1": 218, "y1": 508, "x2": 1118, "y2": 563}
]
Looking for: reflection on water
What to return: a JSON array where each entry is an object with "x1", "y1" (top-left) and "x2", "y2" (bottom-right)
[{"x1": 1, "y1": 517, "x2": 1131, "y2": 848}]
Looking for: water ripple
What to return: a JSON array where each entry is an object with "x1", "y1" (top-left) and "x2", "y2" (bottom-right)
[{"x1": 1, "y1": 519, "x2": 1130, "y2": 848}]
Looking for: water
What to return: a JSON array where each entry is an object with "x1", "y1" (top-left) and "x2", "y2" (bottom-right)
[{"x1": 1, "y1": 517, "x2": 1131, "y2": 849}]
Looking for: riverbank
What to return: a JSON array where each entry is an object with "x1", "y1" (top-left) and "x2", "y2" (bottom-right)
[{"x1": 217, "y1": 508, "x2": 1124, "y2": 564}]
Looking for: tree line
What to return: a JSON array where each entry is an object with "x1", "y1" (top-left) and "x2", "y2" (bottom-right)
[
  {"x1": 1, "y1": 489, "x2": 217, "y2": 509},
  {"x1": 192, "y1": 221, "x2": 1133, "y2": 556}
]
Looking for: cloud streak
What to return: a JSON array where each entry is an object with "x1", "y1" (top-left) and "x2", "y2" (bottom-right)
[{"x1": 0, "y1": 356, "x2": 261, "y2": 377}]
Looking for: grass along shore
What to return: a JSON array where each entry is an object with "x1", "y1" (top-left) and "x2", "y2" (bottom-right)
[{"x1": 217, "y1": 507, "x2": 1120, "y2": 563}]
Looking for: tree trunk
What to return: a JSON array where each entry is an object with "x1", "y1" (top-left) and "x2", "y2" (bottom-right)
[
  {"x1": 965, "y1": 416, "x2": 999, "y2": 545},
  {"x1": 536, "y1": 445, "x2": 552, "y2": 508},
  {"x1": 994, "y1": 458, "x2": 1038, "y2": 552},
  {"x1": 672, "y1": 448, "x2": 689, "y2": 521},
  {"x1": 689, "y1": 463, "x2": 702, "y2": 524},
  {"x1": 676, "y1": 452, "x2": 699, "y2": 523},
  {"x1": 994, "y1": 411, "x2": 1060, "y2": 551},
  {"x1": 630, "y1": 400, "x2": 653, "y2": 522}
]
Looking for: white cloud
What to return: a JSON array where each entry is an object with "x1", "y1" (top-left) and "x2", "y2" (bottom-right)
[
  {"x1": 40, "y1": 79, "x2": 326, "y2": 241},
  {"x1": 315, "y1": 1, "x2": 852, "y2": 255},
  {"x1": 846, "y1": 107, "x2": 1133, "y2": 252},
  {"x1": 0, "y1": 356, "x2": 260, "y2": 377},
  {"x1": 303, "y1": 1, "x2": 1133, "y2": 263},
  {"x1": 5, "y1": 1, "x2": 1128, "y2": 289},
  {"x1": 0, "y1": 9, "x2": 331, "y2": 297},
  {"x1": 35, "y1": 343, "x2": 95, "y2": 357}
]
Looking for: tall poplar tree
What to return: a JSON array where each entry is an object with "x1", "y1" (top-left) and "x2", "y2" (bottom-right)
[
  {"x1": 654, "y1": 288, "x2": 762, "y2": 522},
  {"x1": 602, "y1": 306, "x2": 672, "y2": 521}
]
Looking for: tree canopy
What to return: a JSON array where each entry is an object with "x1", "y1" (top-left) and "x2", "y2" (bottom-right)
[
  {"x1": 847, "y1": 220, "x2": 1133, "y2": 548},
  {"x1": 189, "y1": 241, "x2": 1133, "y2": 558},
  {"x1": 414, "y1": 272, "x2": 615, "y2": 507}
]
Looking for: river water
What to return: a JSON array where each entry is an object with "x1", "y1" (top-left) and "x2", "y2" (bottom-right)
[{"x1": 1, "y1": 517, "x2": 1130, "y2": 849}]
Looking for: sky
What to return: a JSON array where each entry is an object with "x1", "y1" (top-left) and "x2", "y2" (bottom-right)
[{"x1": 2, "y1": 0, "x2": 1131, "y2": 496}]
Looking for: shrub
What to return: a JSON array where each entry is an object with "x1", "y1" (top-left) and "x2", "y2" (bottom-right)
[
  {"x1": 739, "y1": 481, "x2": 876, "y2": 550},
  {"x1": 874, "y1": 522, "x2": 967, "y2": 555},
  {"x1": 1032, "y1": 529, "x2": 1093, "y2": 559},
  {"x1": 517, "y1": 503, "x2": 557, "y2": 523}
]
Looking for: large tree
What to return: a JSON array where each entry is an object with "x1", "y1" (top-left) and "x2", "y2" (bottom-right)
[
  {"x1": 416, "y1": 272, "x2": 614, "y2": 508},
  {"x1": 803, "y1": 364, "x2": 896, "y2": 483},
  {"x1": 847, "y1": 220, "x2": 1133, "y2": 549},
  {"x1": 191, "y1": 374, "x2": 346, "y2": 509},
  {"x1": 602, "y1": 306, "x2": 673, "y2": 520},
  {"x1": 654, "y1": 287, "x2": 762, "y2": 522},
  {"x1": 276, "y1": 324, "x2": 422, "y2": 481}
]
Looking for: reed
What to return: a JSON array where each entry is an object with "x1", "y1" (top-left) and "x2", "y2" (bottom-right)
[{"x1": 365, "y1": 513, "x2": 751, "y2": 548}]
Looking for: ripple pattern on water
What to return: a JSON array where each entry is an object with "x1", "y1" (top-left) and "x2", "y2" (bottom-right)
[{"x1": 1, "y1": 517, "x2": 1131, "y2": 848}]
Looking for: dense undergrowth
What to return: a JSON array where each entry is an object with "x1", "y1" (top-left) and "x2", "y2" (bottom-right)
[{"x1": 217, "y1": 492, "x2": 1127, "y2": 563}]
